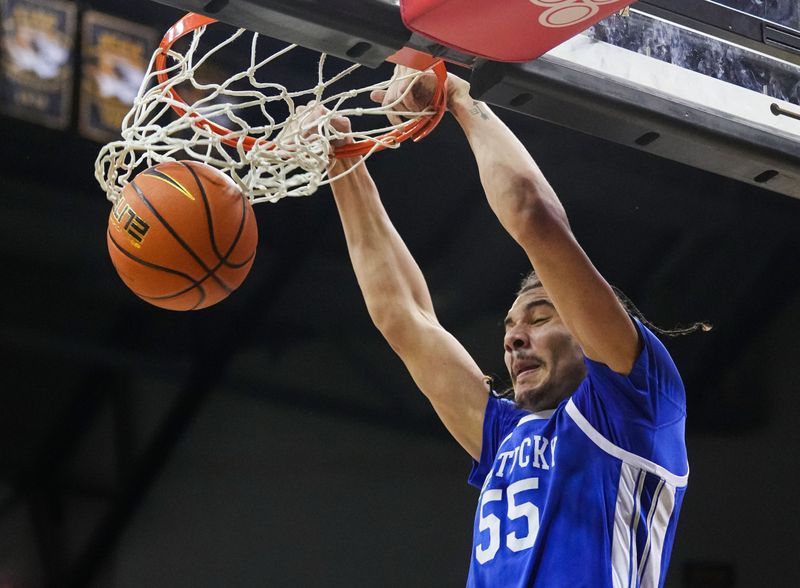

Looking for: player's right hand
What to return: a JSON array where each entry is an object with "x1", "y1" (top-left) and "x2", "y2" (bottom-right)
[
  {"x1": 287, "y1": 102, "x2": 354, "y2": 150},
  {"x1": 370, "y1": 65, "x2": 434, "y2": 127}
]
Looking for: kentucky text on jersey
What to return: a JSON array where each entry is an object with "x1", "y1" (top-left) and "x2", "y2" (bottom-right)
[
  {"x1": 467, "y1": 319, "x2": 689, "y2": 588},
  {"x1": 487, "y1": 434, "x2": 557, "y2": 480}
]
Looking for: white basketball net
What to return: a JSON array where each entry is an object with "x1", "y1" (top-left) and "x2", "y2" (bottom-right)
[{"x1": 95, "y1": 23, "x2": 434, "y2": 204}]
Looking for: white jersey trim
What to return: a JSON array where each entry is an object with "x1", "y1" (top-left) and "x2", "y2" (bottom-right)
[
  {"x1": 610, "y1": 465, "x2": 677, "y2": 588},
  {"x1": 640, "y1": 479, "x2": 676, "y2": 588},
  {"x1": 565, "y1": 399, "x2": 689, "y2": 487},
  {"x1": 637, "y1": 478, "x2": 664, "y2": 581},
  {"x1": 498, "y1": 410, "x2": 557, "y2": 451},
  {"x1": 518, "y1": 410, "x2": 555, "y2": 426},
  {"x1": 611, "y1": 464, "x2": 639, "y2": 588}
]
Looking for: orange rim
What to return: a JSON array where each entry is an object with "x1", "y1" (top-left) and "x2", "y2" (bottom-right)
[{"x1": 155, "y1": 12, "x2": 448, "y2": 158}]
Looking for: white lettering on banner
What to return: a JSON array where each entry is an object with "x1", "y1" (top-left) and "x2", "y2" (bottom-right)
[{"x1": 529, "y1": 0, "x2": 624, "y2": 28}]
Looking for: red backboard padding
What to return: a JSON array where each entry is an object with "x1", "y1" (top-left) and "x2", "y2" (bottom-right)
[{"x1": 400, "y1": 0, "x2": 636, "y2": 62}]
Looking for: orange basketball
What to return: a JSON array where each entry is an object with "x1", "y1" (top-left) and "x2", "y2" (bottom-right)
[{"x1": 107, "y1": 161, "x2": 258, "y2": 311}]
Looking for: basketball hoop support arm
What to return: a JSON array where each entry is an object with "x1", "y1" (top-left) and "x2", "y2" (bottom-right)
[{"x1": 151, "y1": 0, "x2": 479, "y2": 68}]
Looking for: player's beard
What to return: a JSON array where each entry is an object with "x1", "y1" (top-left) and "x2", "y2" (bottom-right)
[
  {"x1": 514, "y1": 372, "x2": 561, "y2": 412},
  {"x1": 513, "y1": 358, "x2": 587, "y2": 412}
]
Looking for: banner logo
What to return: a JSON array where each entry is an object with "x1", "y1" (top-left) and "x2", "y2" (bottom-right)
[
  {"x1": 80, "y1": 11, "x2": 156, "y2": 142},
  {"x1": 0, "y1": 0, "x2": 77, "y2": 128}
]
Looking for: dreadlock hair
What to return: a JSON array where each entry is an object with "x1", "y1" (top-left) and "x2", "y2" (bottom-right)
[
  {"x1": 488, "y1": 270, "x2": 711, "y2": 401},
  {"x1": 516, "y1": 270, "x2": 711, "y2": 338}
]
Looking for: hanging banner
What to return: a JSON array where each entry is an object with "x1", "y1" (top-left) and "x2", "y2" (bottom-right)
[
  {"x1": 0, "y1": 0, "x2": 77, "y2": 128},
  {"x1": 80, "y1": 11, "x2": 156, "y2": 142}
]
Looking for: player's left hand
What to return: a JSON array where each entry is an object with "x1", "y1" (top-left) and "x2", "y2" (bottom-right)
[{"x1": 370, "y1": 65, "x2": 470, "y2": 125}]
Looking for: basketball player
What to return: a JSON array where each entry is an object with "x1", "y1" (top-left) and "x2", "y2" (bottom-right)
[{"x1": 327, "y1": 69, "x2": 689, "y2": 587}]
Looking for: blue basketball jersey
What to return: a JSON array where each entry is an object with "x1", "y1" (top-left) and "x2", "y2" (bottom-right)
[{"x1": 467, "y1": 319, "x2": 688, "y2": 588}]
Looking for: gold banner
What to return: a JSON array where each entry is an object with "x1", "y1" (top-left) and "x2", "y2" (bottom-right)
[
  {"x1": 0, "y1": 0, "x2": 77, "y2": 128},
  {"x1": 79, "y1": 10, "x2": 156, "y2": 142}
]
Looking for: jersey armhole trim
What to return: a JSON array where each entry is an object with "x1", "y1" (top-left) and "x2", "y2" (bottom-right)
[{"x1": 565, "y1": 399, "x2": 689, "y2": 487}]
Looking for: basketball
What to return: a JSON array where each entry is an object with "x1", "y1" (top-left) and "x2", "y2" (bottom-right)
[{"x1": 106, "y1": 161, "x2": 258, "y2": 311}]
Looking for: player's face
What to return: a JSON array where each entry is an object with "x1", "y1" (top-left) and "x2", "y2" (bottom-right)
[{"x1": 503, "y1": 288, "x2": 587, "y2": 412}]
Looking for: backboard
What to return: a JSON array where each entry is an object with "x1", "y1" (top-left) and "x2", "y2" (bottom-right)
[{"x1": 150, "y1": 0, "x2": 800, "y2": 199}]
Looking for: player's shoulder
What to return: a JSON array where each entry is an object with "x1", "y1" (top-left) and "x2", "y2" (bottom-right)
[
  {"x1": 584, "y1": 317, "x2": 684, "y2": 398},
  {"x1": 636, "y1": 318, "x2": 681, "y2": 369},
  {"x1": 632, "y1": 317, "x2": 685, "y2": 399},
  {"x1": 570, "y1": 317, "x2": 687, "y2": 439}
]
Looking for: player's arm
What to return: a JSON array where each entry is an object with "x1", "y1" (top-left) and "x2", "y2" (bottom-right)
[
  {"x1": 446, "y1": 79, "x2": 641, "y2": 374},
  {"x1": 372, "y1": 70, "x2": 638, "y2": 373},
  {"x1": 329, "y1": 145, "x2": 488, "y2": 461}
]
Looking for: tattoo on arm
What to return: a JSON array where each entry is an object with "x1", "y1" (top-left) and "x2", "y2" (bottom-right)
[{"x1": 470, "y1": 100, "x2": 489, "y2": 120}]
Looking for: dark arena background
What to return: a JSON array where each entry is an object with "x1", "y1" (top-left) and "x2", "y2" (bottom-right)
[{"x1": 1, "y1": 1, "x2": 799, "y2": 587}]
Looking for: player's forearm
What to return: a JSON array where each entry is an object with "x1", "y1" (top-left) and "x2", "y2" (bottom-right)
[
  {"x1": 449, "y1": 92, "x2": 571, "y2": 247},
  {"x1": 450, "y1": 91, "x2": 641, "y2": 372},
  {"x1": 330, "y1": 159, "x2": 437, "y2": 335}
]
